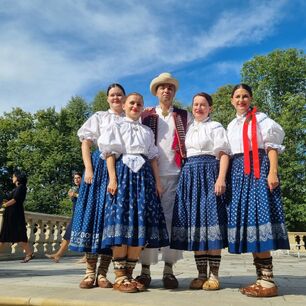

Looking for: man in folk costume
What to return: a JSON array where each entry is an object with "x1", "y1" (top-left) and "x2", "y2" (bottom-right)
[{"x1": 136, "y1": 72, "x2": 192, "y2": 289}]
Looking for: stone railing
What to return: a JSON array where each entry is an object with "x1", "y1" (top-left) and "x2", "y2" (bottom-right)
[
  {"x1": 0, "y1": 209, "x2": 79, "y2": 260},
  {"x1": 1, "y1": 208, "x2": 305, "y2": 260},
  {"x1": 287, "y1": 231, "x2": 306, "y2": 253}
]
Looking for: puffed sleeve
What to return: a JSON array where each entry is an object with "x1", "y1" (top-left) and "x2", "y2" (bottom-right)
[
  {"x1": 77, "y1": 112, "x2": 103, "y2": 144},
  {"x1": 212, "y1": 123, "x2": 231, "y2": 158},
  {"x1": 98, "y1": 122, "x2": 124, "y2": 159},
  {"x1": 147, "y1": 129, "x2": 159, "y2": 160},
  {"x1": 259, "y1": 114, "x2": 285, "y2": 153}
]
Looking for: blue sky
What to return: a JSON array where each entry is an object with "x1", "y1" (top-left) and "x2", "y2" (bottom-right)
[{"x1": 0, "y1": 0, "x2": 305, "y2": 115}]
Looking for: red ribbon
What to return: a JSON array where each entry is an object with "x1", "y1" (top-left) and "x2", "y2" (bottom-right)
[
  {"x1": 242, "y1": 107, "x2": 260, "y2": 179},
  {"x1": 172, "y1": 130, "x2": 182, "y2": 168}
]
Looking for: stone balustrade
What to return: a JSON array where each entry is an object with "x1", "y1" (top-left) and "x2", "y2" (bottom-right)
[
  {"x1": 0, "y1": 209, "x2": 79, "y2": 260},
  {"x1": 1, "y1": 208, "x2": 305, "y2": 261}
]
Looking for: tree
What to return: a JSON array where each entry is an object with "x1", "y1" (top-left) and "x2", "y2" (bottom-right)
[
  {"x1": 58, "y1": 96, "x2": 90, "y2": 177},
  {"x1": 6, "y1": 109, "x2": 70, "y2": 213},
  {"x1": 0, "y1": 108, "x2": 33, "y2": 197},
  {"x1": 91, "y1": 91, "x2": 109, "y2": 113},
  {"x1": 4, "y1": 100, "x2": 90, "y2": 215},
  {"x1": 277, "y1": 93, "x2": 306, "y2": 230},
  {"x1": 241, "y1": 48, "x2": 306, "y2": 116},
  {"x1": 211, "y1": 85, "x2": 236, "y2": 127}
]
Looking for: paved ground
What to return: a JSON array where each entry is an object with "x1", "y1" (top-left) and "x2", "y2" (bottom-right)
[{"x1": 0, "y1": 250, "x2": 305, "y2": 306}]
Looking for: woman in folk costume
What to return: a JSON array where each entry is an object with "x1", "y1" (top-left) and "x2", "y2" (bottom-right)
[
  {"x1": 70, "y1": 83, "x2": 125, "y2": 289},
  {"x1": 227, "y1": 84, "x2": 290, "y2": 297},
  {"x1": 171, "y1": 92, "x2": 230, "y2": 291},
  {"x1": 98, "y1": 93, "x2": 169, "y2": 293}
]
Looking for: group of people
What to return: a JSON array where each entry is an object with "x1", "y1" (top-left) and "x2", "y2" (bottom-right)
[
  {"x1": 67, "y1": 72, "x2": 289, "y2": 297},
  {"x1": 0, "y1": 72, "x2": 290, "y2": 298}
]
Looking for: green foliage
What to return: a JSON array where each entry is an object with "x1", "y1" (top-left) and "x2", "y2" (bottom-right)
[
  {"x1": 91, "y1": 91, "x2": 109, "y2": 113},
  {"x1": 58, "y1": 197, "x2": 74, "y2": 216},
  {"x1": 0, "y1": 97, "x2": 89, "y2": 215},
  {"x1": 277, "y1": 93, "x2": 306, "y2": 230},
  {"x1": 173, "y1": 99, "x2": 185, "y2": 110},
  {"x1": 211, "y1": 84, "x2": 236, "y2": 127},
  {"x1": 0, "y1": 108, "x2": 34, "y2": 195},
  {"x1": 241, "y1": 48, "x2": 306, "y2": 117}
]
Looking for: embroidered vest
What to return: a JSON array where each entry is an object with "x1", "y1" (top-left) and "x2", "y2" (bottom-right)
[{"x1": 141, "y1": 106, "x2": 188, "y2": 167}]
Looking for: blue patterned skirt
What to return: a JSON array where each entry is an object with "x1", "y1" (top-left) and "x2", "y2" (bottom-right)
[
  {"x1": 227, "y1": 150, "x2": 290, "y2": 254},
  {"x1": 70, "y1": 149, "x2": 109, "y2": 253},
  {"x1": 101, "y1": 157, "x2": 169, "y2": 249},
  {"x1": 171, "y1": 155, "x2": 228, "y2": 251}
]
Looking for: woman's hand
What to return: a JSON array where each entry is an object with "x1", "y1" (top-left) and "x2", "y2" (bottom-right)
[
  {"x1": 214, "y1": 177, "x2": 226, "y2": 196},
  {"x1": 107, "y1": 178, "x2": 117, "y2": 196},
  {"x1": 267, "y1": 172, "x2": 279, "y2": 192},
  {"x1": 84, "y1": 168, "x2": 94, "y2": 184},
  {"x1": 68, "y1": 190, "x2": 74, "y2": 199}
]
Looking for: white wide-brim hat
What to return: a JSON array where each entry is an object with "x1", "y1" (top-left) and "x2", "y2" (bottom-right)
[{"x1": 150, "y1": 72, "x2": 179, "y2": 96}]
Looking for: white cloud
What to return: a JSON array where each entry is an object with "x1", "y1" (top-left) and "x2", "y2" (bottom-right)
[
  {"x1": 214, "y1": 61, "x2": 243, "y2": 75},
  {"x1": 0, "y1": 0, "x2": 289, "y2": 114}
]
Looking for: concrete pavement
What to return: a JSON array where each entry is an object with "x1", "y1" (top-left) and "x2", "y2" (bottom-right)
[{"x1": 0, "y1": 250, "x2": 305, "y2": 306}]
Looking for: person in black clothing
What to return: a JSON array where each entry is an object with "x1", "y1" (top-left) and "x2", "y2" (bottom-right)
[
  {"x1": 295, "y1": 235, "x2": 301, "y2": 250},
  {"x1": 303, "y1": 236, "x2": 306, "y2": 250},
  {"x1": 0, "y1": 170, "x2": 34, "y2": 262},
  {"x1": 45, "y1": 172, "x2": 82, "y2": 262}
]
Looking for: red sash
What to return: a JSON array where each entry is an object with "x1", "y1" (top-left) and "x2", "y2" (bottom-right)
[{"x1": 243, "y1": 107, "x2": 260, "y2": 179}]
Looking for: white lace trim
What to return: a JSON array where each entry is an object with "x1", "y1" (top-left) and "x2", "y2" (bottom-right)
[
  {"x1": 171, "y1": 225, "x2": 226, "y2": 242},
  {"x1": 228, "y1": 222, "x2": 288, "y2": 244}
]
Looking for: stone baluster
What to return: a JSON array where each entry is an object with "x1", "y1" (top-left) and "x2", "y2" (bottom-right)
[
  {"x1": 0, "y1": 210, "x2": 75, "y2": 260},
  {"x1": 43, "y1": 221, "x2": 51, "y2": 253}
]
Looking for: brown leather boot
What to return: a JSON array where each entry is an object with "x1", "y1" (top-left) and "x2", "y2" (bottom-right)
[
  {"x1": 240, "y1": 257, "x2": 278, "y2": 297},
  {"x1": 241, "y1": 283, "x2": 278, "y2": 297},
  {"x1": 97, "y1": 254, "x2": 113, "y2": 288},
  {"x1": 79, "y1": 254, "x2": 97, "y2": 289},
  {"x1": 113, "y1": 269, "x2": 138, "y2": 293}
]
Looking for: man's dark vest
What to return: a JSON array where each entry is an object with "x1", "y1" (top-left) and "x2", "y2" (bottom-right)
[{"x1": 141, "y1": 107, "x2": 188, "y2": 166}]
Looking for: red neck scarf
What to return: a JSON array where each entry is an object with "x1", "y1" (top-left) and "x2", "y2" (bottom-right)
[{"x1": 242, "y1": 107, "x2": 260, "y2": 179}]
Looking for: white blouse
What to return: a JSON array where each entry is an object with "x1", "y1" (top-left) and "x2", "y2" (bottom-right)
[
  {"x1": 77, "y1": 110, "x2": 124, "y2": 145},
  {"x1": 98, "y1": 117, "x2": 159, "y2": 162},
  {"x1": 154, "y1": 106, "x2": 193, "y2": 176},
  {"x1": 185, "y1": 118, "x2": 230, "y2": 158},
  {"x1": 227, "y1": 112, "x2": 285, "y2": 154}
]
